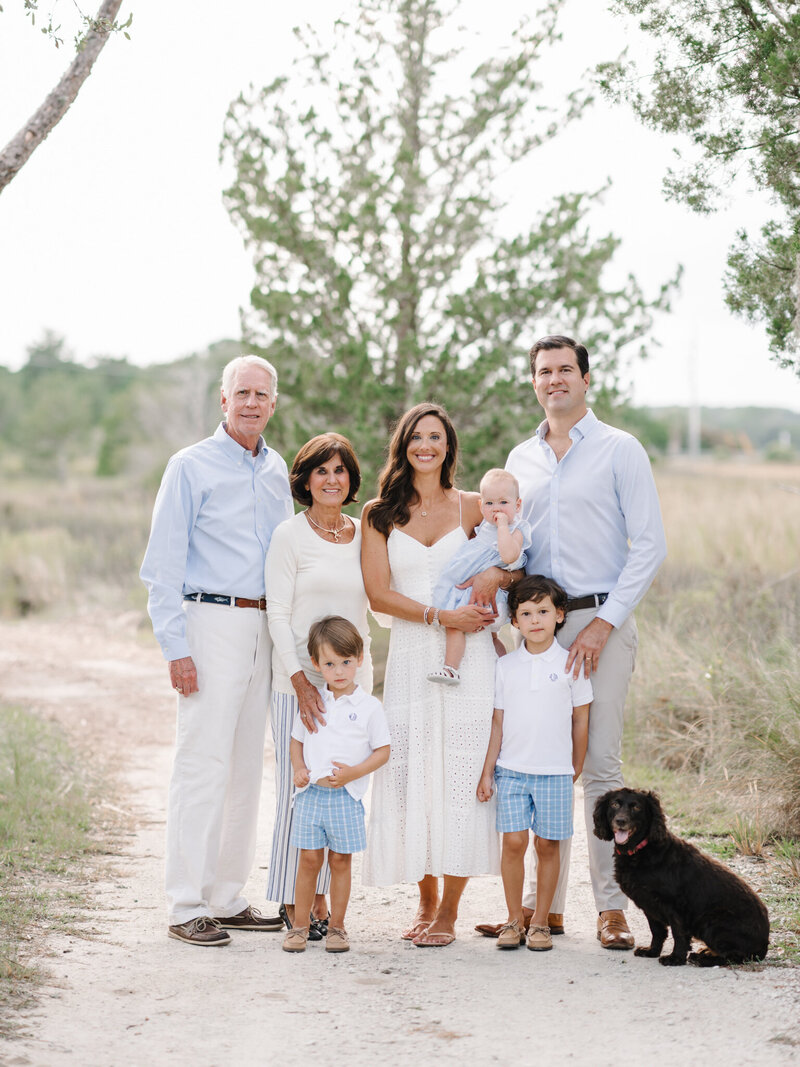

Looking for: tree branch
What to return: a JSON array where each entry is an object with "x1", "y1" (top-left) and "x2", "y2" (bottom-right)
[{"x1": 0, "y1": 0, "x2": 124, "y2": 194}]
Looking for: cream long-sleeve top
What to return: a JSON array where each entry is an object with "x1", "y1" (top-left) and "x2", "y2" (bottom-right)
[{"x1": 265, "y1": 511, "x2": 373, "y2": 696}]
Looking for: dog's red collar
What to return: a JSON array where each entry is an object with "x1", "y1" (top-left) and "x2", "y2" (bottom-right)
[{"x1": 615, "y1": 837, "x2": 649, "y2": 856}]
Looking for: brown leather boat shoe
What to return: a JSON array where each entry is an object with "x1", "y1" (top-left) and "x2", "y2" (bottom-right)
[{"x1": 597, "y1": 910, "x2": 634, "y2": 950}]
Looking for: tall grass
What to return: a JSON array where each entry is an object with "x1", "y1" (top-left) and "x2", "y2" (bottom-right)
[
  {"x1": 627, "y1": 461, "x2": 800, "y2": 835},
  {"x1": 0, "y1": 479, "x2": 153, "y2": 616},
  {"x1": 0, "y1": 706, "x2": 99, "y2": 1033}
]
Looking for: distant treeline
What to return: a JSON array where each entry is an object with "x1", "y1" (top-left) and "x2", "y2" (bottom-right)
[{"x1": 1, "y1": 333, "x2": 798, "y2": 490}]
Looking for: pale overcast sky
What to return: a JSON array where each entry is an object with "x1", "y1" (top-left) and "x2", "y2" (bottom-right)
[{"x1": 1, "y1": 0, "x2": 799, "y2": 412}]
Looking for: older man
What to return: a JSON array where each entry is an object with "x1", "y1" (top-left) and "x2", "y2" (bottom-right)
[
  {"x1": 477, "y1": 335, "x2": 666, "y2": 949},
  {"x1": 141, "y1": 355, "x2": 293, "y2": 946}
]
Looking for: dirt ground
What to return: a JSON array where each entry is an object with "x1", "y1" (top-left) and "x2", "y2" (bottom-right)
[{"x1": 1, "y1": 612, "x2": 800, "y2": 1067}]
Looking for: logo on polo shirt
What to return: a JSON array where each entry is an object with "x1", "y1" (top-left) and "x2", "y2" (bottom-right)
[
  {"x1": 349, "y1": 712, "x2": 357, "y2": 721},
  {"x1": 549, "y1": 673, "x2": 558, "y2": 682}
]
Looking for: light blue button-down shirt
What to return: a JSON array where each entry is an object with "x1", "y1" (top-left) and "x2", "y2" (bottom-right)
[
  {"x1": 140, "y1": 422, "x2": 293, "y2": 661},
  {"x1": 506, "y1": 410, "x2": 666, "y2": 629}
]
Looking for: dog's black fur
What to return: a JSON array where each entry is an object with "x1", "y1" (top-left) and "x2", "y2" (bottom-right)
[{"x1": 593, "y1": 788, "x2": 769, "y2": 967}]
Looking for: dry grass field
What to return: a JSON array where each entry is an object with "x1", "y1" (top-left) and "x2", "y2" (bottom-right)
[{"x1": 627, "y1": 459, "x2": 800, "y2": 839}]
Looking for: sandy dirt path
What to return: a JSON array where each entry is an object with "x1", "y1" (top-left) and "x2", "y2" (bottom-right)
[{"x1": 1, "y1": 613, "x2": 799, "y2": 1067}]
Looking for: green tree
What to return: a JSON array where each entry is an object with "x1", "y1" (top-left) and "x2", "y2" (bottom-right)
[
  {"x1": 599, "y1": 0, "x2": 800, "y2": 373},
  {"x1": 221, "y1": 0, "x2": 674, "y2": 491}
]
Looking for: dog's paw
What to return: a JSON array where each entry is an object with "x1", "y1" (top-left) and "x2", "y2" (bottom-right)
[
  {"x1": 659, "y1": 954, "x2": 687, "y2": 967},
  {"x1": 634, "y1": 946, "x2": 660, "y2": 958}
]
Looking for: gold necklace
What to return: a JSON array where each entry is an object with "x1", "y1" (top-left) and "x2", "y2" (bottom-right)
[{"x1": 305, "y1": 510, "x2": 348, "y2": 542}]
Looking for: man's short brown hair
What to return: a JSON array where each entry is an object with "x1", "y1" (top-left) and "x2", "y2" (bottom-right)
[
  {"x1": 307, "y1": 615, "x2": 364, "y2": 662},
  {"x1": 529, "y1": 335, "x2": 589, "y2": 378}
]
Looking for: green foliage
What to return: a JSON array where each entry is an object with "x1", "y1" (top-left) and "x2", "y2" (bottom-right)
[
  {"x1": 601, "y1": 0, "x2": 800, "y2": 372},
  {"x1": 0, "y1": 333, "x2": 249, "y2": 484},
  {"x1": 12, "y1": 1, "x2": 133, "y2": 51},
  {"x1": 221, "y1": 0, "x2": 674, "y2": 492}
]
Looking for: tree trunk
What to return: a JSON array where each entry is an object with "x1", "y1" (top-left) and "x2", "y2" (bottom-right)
[{"x1": 0, "y1": 0, "x2": 124, "y2": 194}]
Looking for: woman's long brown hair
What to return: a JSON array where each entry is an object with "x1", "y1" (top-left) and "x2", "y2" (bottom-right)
[{"x1": 367, "y1": 403, "x2": 459, "y2": 537}]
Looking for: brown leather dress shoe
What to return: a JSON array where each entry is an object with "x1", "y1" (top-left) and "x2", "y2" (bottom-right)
[
  {"x1": 597, "y1": 910, "x2": 634, "y2": 950},
  {"x1": 548, "y1": 913, "x2": 565, "y2": 935}
]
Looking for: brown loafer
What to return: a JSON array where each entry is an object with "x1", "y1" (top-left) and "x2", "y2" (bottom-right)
[
  {"x1": 548, "y1": 913, "x2": 565, "y2": 935},
  {"x1": 168, "y1": 916, "x2": 230, "y2": 947},
  {"x1": 216, "y1": 905, "x2": 284, "y2": 931},
  {"x1": 597, "y1": 910, "x2": 634, "y2": 950}
]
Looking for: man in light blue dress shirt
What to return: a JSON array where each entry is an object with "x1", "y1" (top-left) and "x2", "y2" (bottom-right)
[
  {"x1": 141, "y1": 355, "x2": 293, "y2": 946},
  {"x1": 477, "y1": 335, "x2": 666, "y2": 950}
]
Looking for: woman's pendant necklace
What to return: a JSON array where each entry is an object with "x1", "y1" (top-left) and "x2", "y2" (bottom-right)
[{"x1": 306, "y1": 510, "x2": 347, "y2": 542}]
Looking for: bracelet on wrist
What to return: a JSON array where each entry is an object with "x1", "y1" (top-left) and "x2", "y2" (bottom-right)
[
  {"x1": 423, "y1": 605, "x2": 431, "y2": 625},
  {"x1": 433, "y1": 608, "x2": 441, "y2": 627}
]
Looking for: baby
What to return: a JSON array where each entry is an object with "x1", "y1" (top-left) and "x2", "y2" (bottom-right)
[{"x1": 427, "y1": 468, "x2": 531, "y2": 685}]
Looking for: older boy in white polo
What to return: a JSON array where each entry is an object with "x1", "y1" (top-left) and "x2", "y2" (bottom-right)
[{"x1": 478, "y1": 575, "x2": 591, "y2": 951}]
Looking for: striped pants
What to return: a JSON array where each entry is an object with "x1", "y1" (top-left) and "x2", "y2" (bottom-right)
[{"x1": 265, "y1": 691, "x2": 331, "y2": 905}]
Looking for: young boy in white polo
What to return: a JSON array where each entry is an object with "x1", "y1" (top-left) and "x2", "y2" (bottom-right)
[
  {"x1": 284, "y1": 615, "x2": 390, "y2": 954},
  {"x1": 477, "y1": 575, "x2": 591, "y2": 952}
]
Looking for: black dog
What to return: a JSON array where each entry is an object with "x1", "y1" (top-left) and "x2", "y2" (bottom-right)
[{"x1": 593, "y1": 788, "x2": 769, "y2": 966}]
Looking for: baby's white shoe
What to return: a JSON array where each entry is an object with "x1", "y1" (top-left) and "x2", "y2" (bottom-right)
[{"x1": 427, "y1": 665, "x2": 461, "y2": 686}]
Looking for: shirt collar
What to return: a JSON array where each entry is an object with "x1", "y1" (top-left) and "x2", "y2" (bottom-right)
[
  {"x1": 535, "y1": 408, "x2": 597, "y2": 445},
  {"x1": 518, "y1": 639, "x2": 563, "y2": 663},
  {"x1": 320, "y1": 684, "x2": 366, "y2": 709},
  {"x1": 215, "y1": 421, "x2": 268, "y2": 462}
]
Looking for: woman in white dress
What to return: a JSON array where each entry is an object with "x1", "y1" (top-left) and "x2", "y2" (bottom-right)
[
  {"x1": 361, "y1": 403, "x2": 503, "y2": 946},
  {"x1": 266, "y1": 433, "x2": 373, "y2": 936}
]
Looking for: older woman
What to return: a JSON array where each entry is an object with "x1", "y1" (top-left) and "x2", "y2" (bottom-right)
[
  {"x1": 265, "y1": 433, "x2": 373, "y2": 934},
  {"x1": 361, "y1": 403, "x2": 501, "y2": 946}
]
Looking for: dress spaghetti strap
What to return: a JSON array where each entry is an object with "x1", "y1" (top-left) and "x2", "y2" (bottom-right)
[{"x1": 458, "y1": 489, "x2": 462, "y2": 525}]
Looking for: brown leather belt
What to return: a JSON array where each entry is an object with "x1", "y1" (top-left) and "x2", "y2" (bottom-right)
[
  {"x1": 566, "y1": 593, "x2": 609, "y2": 611},
  {"x1": 183, "y1": 593, "x2": 267, "y2": 610}
]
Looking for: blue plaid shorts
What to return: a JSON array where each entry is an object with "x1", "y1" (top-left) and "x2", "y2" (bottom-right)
[
  {"x1": 290, "y1": 784, "x2": 366, "y2": 854},
  {"x1": 494, "y1": 768, "x2": 573, "y2": 839}
]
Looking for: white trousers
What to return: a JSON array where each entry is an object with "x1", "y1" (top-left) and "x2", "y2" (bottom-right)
[
  {"x1": 165, "y1": 601, "x2": 272, "y2": 926},
  {"x1": 522, "y1": 607, "x2": 638, "y2": 914}
]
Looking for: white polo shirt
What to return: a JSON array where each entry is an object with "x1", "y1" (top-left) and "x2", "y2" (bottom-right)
[
  {"x1": 494, "y1": 641, "x2": 593, "y2": 775},
  {"x1": 291, "y1": 685, "x2": 391, "y2": 801}
]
